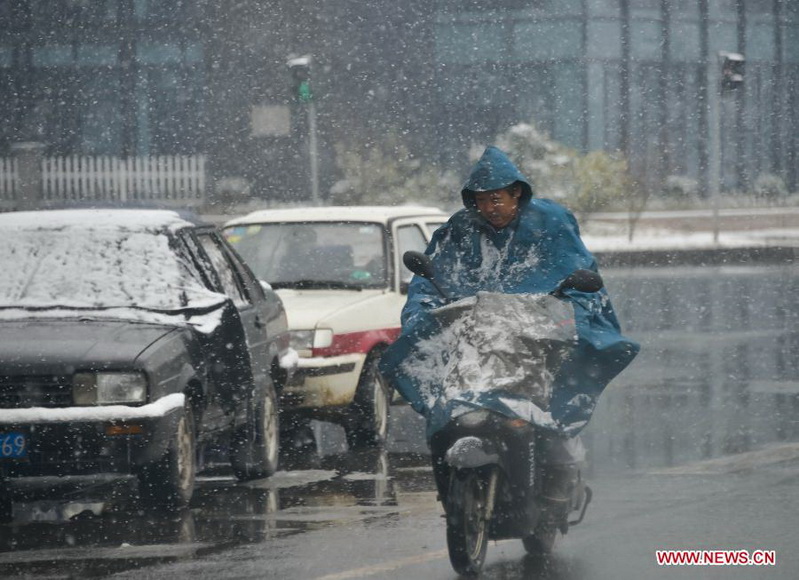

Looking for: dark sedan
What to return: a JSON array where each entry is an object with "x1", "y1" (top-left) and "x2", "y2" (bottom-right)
[{"x1": 0, "y1": 208, "x2": 293, "y2": 510}]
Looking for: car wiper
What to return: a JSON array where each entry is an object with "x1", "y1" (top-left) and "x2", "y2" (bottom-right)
[{"x1": 271, "y1": 280, "x2": 364, "y2": 291}]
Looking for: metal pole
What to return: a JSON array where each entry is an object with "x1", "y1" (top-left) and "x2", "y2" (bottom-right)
[
  {"x1": 708, "y1": 53, "x2": 721, "y2": 243},
  {"x1": 308, "y1": 99, "x2": 319, "y2": 205},
  {"x1": 11, "y1": 141, "x2": 45, "y2": 211}
]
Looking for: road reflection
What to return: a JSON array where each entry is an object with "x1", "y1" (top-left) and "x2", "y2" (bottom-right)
[
  {"x1": 0, "y1": 446, "x2": 402, "y2": 577},
  {"x1": 478, "y1": 552, "x2": 588, "y2": 580}
]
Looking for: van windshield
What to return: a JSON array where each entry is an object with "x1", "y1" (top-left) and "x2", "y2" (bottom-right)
[{"x1": 224, "y1": 222, "x2": 387, "y2": 289}]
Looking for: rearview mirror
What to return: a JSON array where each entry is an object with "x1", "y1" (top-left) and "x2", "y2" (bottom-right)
[
  {"x1": 403, "y1": 251, "x2": 435, "y2": 280},
  {"x1": 557, "y1": 269, "x2": 604, "y2": 294},
  {"x1": 402, "y1": 251, "x2": 448, "y2": 300}
]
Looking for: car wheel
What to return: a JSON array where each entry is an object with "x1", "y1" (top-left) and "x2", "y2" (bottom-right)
[
  {"x1": 279, "y1": 417, "x2": 319, "y2": 469},
  {"x1": 345, "y1": 352, "x2": 390, "y2": 450},
  {"x1": 231, "y1": 377, "x2": 280, "y2": 480},
  {"x1": 138, "y1": 400, "x2": 196, "y2": 509}
]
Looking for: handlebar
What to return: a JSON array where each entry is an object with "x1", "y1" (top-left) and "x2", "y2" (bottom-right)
[{"x1": 402, "y1": 250, "x2": 604, "y2": 300}]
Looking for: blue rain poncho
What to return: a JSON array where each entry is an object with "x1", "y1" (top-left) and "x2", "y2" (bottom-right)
[{"x1": 379, "y1": 146, "x2": 639, "y2": 438}]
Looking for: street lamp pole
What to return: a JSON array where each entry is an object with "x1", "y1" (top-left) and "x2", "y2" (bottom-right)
[
  {"x1": 287, "y1": 54, "x2": 320, "y2": 205},
  {"x1": 308, "y1": 95, "x2": 319, "y2": 205},
  {"x1": 708, "y1": 51, "x2": 745, "y2": 243},
  {"x1": 708, "y1": 54, "x2": 721, "y2": 243}
]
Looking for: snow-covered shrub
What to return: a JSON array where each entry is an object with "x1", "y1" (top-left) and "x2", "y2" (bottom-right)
[
  {"x1": 753, "y1": 173, "x2": 788, "y2": 200},
  {"x1": 493, "y1": 121, "x2": 576, "y2": 202},
  {"x1": 330, "y1": 131, "x2": 456, "y2": 208},
  {"x1": 662, "y1": 175, "x2": 699, "y2": 199},
  {"x1": 212, "y1": 176, "x2": 253, "y2": 209},
  {"x1": 492, "y1": 120, "x2": 632, "y2": 219},
  {"x1": 570, "y1": 151, "x2": 631, "y2": 216}
]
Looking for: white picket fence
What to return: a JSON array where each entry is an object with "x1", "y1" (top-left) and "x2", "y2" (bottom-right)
[{"x1": 0, "y1": 154, "x2": 206, "y2": 209}]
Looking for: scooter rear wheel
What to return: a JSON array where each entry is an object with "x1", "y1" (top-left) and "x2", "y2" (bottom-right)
[{"x1": 446, "y1": 469, "x2": 490, "y2": 577}]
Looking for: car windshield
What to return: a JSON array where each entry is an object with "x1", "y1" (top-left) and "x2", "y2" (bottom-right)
[
  {"x1": 0, "y1": 225, "x2": 218, "y2": 312},
  {"x1": 225, "y1": 222, "x2": 387, "y2": 289}
]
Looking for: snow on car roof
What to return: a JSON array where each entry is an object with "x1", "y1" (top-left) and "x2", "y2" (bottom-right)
[
  {"x1": 225, "y1": 205, "x2": 447, "y2": 226},
  {"x1": 0, "y1": 208, "x2": 196, "y2": 231}
]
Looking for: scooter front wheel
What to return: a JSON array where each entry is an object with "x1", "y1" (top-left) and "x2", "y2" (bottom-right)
[
  {"x1": 446, "y1": 468, "x2": 491, "y2": 577},
  {"x1": 522, "y1": 526, "x2": 556, "y2": 556}
]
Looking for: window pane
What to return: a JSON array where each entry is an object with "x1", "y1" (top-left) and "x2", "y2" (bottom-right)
[
  {"x1": 514, "y1": 19, "x2": 582, "y2": 61},
  {"x1": 76, "y1": 45, "x2": 118, "y2": 67},
  {"x1": 137, "y1": 43, "x2": 182, "y2": 65},
  {"x1": 588, "y1": 21, "x2": 622, "y2": 60},
  {"x1": 32, "y1": 45, "x2": 73, "y2": 67},
  {"x1": 424, "y1": 220, "x2": 446, "y2": 236},
  {"x1": 198, "y1": 234, "x2": 248, "y2": 307},
  {"x1": 671, "y1": 20, "x2": 701, "y2": 62},
  {"x1": 631, "y1": 21, "x2": 662, "y2": 61},
  {"x1": 79, "y1": 72, "x2": 122, "y2": 155},
  {"x1": 747, "y1": 21, "x2": 777, "y2": 60},
  {"x1": 0, "y1": 46, "x2": 12, "y2": 68},
  {"x1": 135, "y1": 0, "x2": 196, "y2": 22},
  {"x1": 396, "y1": 225, "x2": 428, "y2": 285},
  {"x1": 144, "y1": 66, "x2": 203, "y2": 154}
]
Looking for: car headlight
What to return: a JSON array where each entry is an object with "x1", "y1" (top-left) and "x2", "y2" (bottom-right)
[
  {"x1": 289, "y1": 330, "x2": 314, "y2": 351},
  {"x1": 289, "y1": 329, "x2": 334, "y2": 352},
  {"x1": 73, "y1": 372, "x2": 148, "y2": 405}
]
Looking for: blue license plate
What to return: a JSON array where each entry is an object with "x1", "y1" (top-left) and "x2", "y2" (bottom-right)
[{"x1": 0, "y1": 431, "x2": 27, "y2": 459}]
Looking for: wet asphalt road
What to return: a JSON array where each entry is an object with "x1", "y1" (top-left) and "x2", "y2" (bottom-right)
[{"x1": 2, "y1": 409, "x2": 799, "y2": 580}]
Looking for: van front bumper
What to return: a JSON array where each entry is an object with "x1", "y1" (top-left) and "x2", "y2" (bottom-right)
[{"x1": 280, "y1": 353, "x2": 366, "y2": 410}]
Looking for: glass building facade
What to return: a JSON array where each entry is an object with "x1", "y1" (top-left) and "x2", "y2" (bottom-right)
[
  {"x1": 0, "y1": 0, "x2": 796, "y2": 199},
  {"x1": 0, "y1": 0, "x2": 206, "y2": 157},
  {"x1": 431, "y1": 0, "x2": 798, "y2": 192}
]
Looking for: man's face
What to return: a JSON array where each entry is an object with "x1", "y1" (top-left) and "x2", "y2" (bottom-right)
[{"x1": 474, "y1": 187, "x2": 521, "y2": 229}]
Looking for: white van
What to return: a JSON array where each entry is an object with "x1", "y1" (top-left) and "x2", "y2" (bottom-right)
[{"x1": 224, "y1": 206, "x2": 447, "y2": 449}]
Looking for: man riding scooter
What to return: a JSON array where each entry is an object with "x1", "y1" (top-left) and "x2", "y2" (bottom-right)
[{"x1": 380, "y1": 145, "x2": 639, "y2": 527}]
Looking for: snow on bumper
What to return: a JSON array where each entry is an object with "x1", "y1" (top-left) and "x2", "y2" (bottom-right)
[
  {"x1": 0, "y1": 393, "x2": 185, "y2": 425},
  {"x1": 0, "y1": 394, "x2": 186, "y2": 476}
]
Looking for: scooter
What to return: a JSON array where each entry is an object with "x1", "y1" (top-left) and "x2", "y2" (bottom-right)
[{"x1": 402, "y1": 251, "x2": 599, "y2": 576}]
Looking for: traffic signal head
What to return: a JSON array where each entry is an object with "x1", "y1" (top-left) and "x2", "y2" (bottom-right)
[
  {"x1": 287, "y1": 55, "x2": 313, "y2": 103},
  {"x1": 720, "y1": 52, "x2": 745, "y2": 92}
]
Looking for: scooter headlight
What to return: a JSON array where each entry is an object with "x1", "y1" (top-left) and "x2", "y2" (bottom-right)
[{"x1": 456, "y1": 409, "x2": 491, "y2": 428}]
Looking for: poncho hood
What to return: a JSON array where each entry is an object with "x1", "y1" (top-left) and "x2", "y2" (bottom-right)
[{"x1": 461, "y1": 146, "x2": 534, "y2": 209}]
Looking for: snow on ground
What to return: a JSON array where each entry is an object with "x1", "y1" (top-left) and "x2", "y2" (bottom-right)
[
  {"x1": 582, "y1": 227, "x2": 781, "y2": 253},
  {"x1": 649, "y1": 441, "x2": 799, "y2": 475},
  {"x1": 580, "y1": 208, "x2": 799, "y2": 253}
]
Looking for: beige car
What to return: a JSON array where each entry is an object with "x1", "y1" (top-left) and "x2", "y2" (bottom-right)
[{"x1": 223, "y1": 206, "x2": 447, "y2": 449}]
